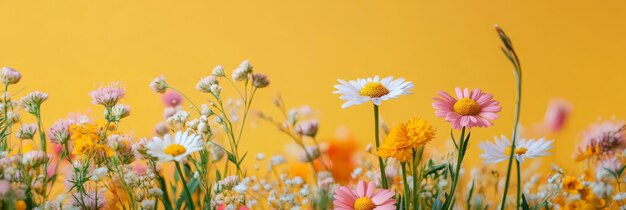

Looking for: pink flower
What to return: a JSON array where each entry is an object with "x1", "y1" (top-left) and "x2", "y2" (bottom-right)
[
  {"x1": 89, "y1": 83, "x2": 125, "y2": 107},
  {"x1": 333, "y1": 180, "x2": 396, "y2": 210},
  {"x1": 432, "y1": 87, "x2": 501, "y2": 129},
  {"x1": 161, "y1": 91, "x2": 183, "y2": 107},
  {"x1": 48, "y1": 119, "x2": 73, "y2": 144},
  {"x1": 581, "y1": 119, "x2": 626, "y2": 155},
  {"x1": 543, "y1": 99, "x2": 572, "y2": 132}
]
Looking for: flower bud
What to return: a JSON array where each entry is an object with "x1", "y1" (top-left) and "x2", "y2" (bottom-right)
[
  {"x1": 1, "y1": 67, "x2": 21, "y2": 85},
  {"x1": 212, "y1": 65, "x2": 225, "y2": 77},
  {"x1": 149, "y1": 76, "x2": 168, "y2": 93},
  {"x1": 252, "y1": 73, "x2": 270, "y2": 88},
  {"x1": 16, "y1": 123, "x2": 37, "y2": 139},
  {"x1": 295, "y1": 120, "x2": 319, "y2": 137},
  {"x1": 20, "y1": 91, "x2": 48, "y2": 115}
]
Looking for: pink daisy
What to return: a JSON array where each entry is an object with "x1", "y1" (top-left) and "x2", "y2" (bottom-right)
[
  {"x1": 432, "y1": 87, "x2": 501, "y2": 130},
  {"x1": 333, "y1": 180, "x2": 396, "y2": 210}
]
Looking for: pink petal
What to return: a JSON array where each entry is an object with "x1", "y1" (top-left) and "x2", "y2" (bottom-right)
[
  {"x1": 371, "y1": 189, "x2": 395, "y2": 205},
  {"x1": 455, "y1": 87, "x2": 463, "y2": 99},
  {"x1": 463, "y1": 88, "x2": 470, "y2": 98},
  {"x1": 356, "y1": 180, "x2": 366, "y2": 197},
  {"x1": 366, "y1": 181, "x2": 375, "y2": 198}
]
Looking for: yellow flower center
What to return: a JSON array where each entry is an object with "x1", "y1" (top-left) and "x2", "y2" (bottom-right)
[
  {"x1": 359, "y1": 82, "x2": 389, "y2": 98},
  {"x1": 164, "y1": 144, "x2": 186, "y2": 156},
  {"x1": 504, "y1": 146, "x2": 528, "y2": 156},
  {"x1": 453, "y1": 98, "x2": 481, "y2": 116},
  {"x1": 354, "y1": 197, "x2": 376, "y2": 210}
]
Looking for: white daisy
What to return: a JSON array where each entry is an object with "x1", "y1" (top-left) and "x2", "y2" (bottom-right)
[
  {"x1": 478, "y1": 135, "x2": 553, "y2": 164},
  {"x1": 146, "y1": 131, "x2": 203, "y2": 162},
  {"x1": 333, "y1": 75, "x2": 413, "y2": 108}
]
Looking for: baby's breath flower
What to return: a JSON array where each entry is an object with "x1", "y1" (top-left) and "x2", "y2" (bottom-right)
[
  {"x1": 7, "y1": 111, "x2": 19, "y2": 123},
  {"x1": 141, "y1": 199, "x2": 156, "y2": 209},
  {"x1": 210, "y1": 84, "x2": 222, "y2": 96},
  {"x1": 252, "y1": 73, "x2": 270, "y2": 88},
  {"x1": 1, "y1": 67, "x2": 21, "y2": 85},
  {"x1": 49, "y1": 119, "x2": 73, "y2": 144},
  {"x1": 166, "y1": 110, "x2": 190, "y2": 126},
  {"x1": 149, "y1": 76, "x2": 168, "y2": 93},
  {"x1": 270, "y1": 155, "x2": 286, "y2": 166},
  {"x1": 22, "y1": 151, "x2": 50, "y2": 168},
  {"x1": 148, "y1": 188, "x2": 163, "y2": 197},
  {"x1": 89, "y1": 83, "x2": 125, "y2": 108},
  {"x1": 201, "y1": 104, "x2": 214, "y2": 116},
  {"x1": 232, "y1": 67, "x2": 247, "y2": 81},
  {"x1": 239, "y1": 60, "x2": 253, "y2": 74},
  {"x1": 105, "y1": 103, "x2": 130, "y2": 121},
  {"x1": 212, "y1": 65, "x2": 225, "y2": 77},
  {"x1": 196, "y1": 76, "x2": 219, "y2": 93},
  {"x1": 20, "y1": 91, "x2": 48, "y2": 115},
  {"x1": 89, "y1": 167, "x2": 108, "y2": 181},
  {"x1": 256, "y1": 153, "x2": 265, "y2": 161},
  {"x1": 16, "y1": 123, "x2": 37, "y2": 139},
  {"x1": 295, "y1": 120, "x2": 319, "y2": 137},
  {"x1": 154, "y1": 122, "x2": 169, "y2": 136},
  {"x1": 297, "y1": 145, "x2": 320, "y2": 162}
]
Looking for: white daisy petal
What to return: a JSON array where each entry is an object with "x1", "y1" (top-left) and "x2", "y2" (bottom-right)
[
  {"x1": 479, "y1": 135, "x2": 553, "y2": 164},
  {"x1": 146, "y1": 131, "x2": 205, "y2": 162},
  {"x1": 334, "y1": 76, "x2": 413, "y2": 108}
]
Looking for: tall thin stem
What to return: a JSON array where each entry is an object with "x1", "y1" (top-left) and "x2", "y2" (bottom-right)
[
  {"x1": 444, "y1": 127, "x2": 466, "y2": 210},
  {"x1": 1, "y1": 84, "x2": 9, "y2": 151},
  {"x1": 401, "y1": 162, "x2": 410, "y2": 210},
  {"x1": 373, "y1": 104, "x2": 388, "y2": 189},
  {"x1": 35, "y1": 107, "x2": 51, "y2": 202},
  {"x1": 168, "y1": 86, "x2": 201, "y2": 115},
  {"x1": 175, "y1": 162, "x2": 195, "y2": 210},
  {"x1": 412, "y1": 148, "x2": 422, "y2": 209},
  {"x1": 497, "y1": 25, "x2": 523, "y2": 210},
  {"x1": 516, "y1": 160, "x2": 521, "y2": 208},
  {"x1": 152, "y1": 162, "x2": 173, "y2": 210}
]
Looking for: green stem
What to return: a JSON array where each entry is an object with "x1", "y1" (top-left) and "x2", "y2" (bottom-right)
[
  {"x1": 412, "y1": 148, "x2": 422, "y2": 209},
  {"x1": 168, "y1": 86, "x2": 201, "y2": 115},
  {"x1": 373, "y1": 104, "x2": 388, "y2": 189},
  {"x1": 497, "y1": 25, "x2": 523, "y2": 210},
  {"x1": 516, "y1": 160, "x2": 521, "y2": 208},
  {"x1": 175, "y1": 162, "x2": 195, "y2": 210},
  {"x1": 1, "y1": 84, "x2": 8, "y2": 151},
  {"x1": 444, "y1": 127, "x2": 466, "y2": 210},
  {"x1": 152, "y1": 162, "x2": 173, "y2": 210},
  {"x1": 35, "y1": 107, "x2": 50, "y2": 202},
  {"x1": 401, "y1": 162, "x2": 410, "y2": 210},
  {"x1": 500, "y1": 71, "x2": 522, "y2": 210}
]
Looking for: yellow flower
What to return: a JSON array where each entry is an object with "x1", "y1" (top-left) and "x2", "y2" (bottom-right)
[
  {"x1": 562, "y1": 176, "x2": 583, "y2": 194},
  {"x1": 404, "y1": 119, "x2": 436, "y2": 147},
  {"x1": 15, "y1": 200, "x2": 26, "y2": 210},
  {"x1": 70, "y1": 121, "x2": 114, "y2": 157},
  {"x1": 377, "y1": 119, "x2": 436, "y2": 162},
  {"x1": 377, "y1": 135, "x2": 413, "y2": 162}
]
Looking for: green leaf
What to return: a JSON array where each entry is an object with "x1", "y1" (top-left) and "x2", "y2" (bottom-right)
[
  {"x1": 424, "y1": 164, "x2": 447, "y2": 177},
  {"x1": 466, "y1": 179, "x2": 475, "y2": 209},
  {"x1": 227, "y1": 152, "x2": 238, "y2": 165},
  {"x1": 239, "y1": 151, "x2": 248, "y2": 165},
  {"x1": 521, "y1": 194, "x2": 530, "y2": 210}
]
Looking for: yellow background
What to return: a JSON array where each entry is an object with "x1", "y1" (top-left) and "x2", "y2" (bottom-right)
[{"x1": 1, "y1": 0, "x2": 625, "y2": 172}]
